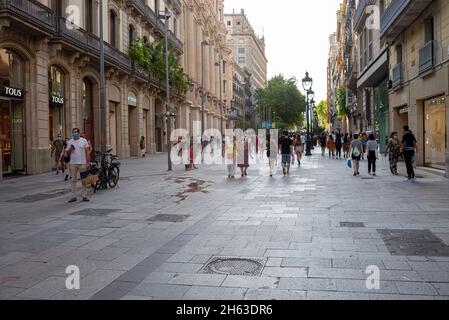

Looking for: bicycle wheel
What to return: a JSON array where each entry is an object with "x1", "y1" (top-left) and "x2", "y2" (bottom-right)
[{"x1": 108, "y1": 166, "x2": 119, "y2": 188}]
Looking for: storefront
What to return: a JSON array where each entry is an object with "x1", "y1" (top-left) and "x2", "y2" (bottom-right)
[
  {"x1": 424, "y1": 95, "x2": 446, "y2": 170},
  {"x1": 0, "y1": 48, "x2": 26, "y2": 175},
  {"x1": 128, "y1": 92, "x2": 138, "y2": 156}
]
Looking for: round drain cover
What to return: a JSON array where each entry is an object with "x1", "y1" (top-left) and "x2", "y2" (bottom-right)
[{"x1": 207, "y1": 258, "x2": 263, "y2": 276}]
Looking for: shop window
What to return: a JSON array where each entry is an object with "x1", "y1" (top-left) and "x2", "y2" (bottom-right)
[
  {"x1": 0, "y1": 48, "x2": 24, "y2": 88},
  {"x1": 49, "y1": 66, "x2": 65, "y2": 141}
]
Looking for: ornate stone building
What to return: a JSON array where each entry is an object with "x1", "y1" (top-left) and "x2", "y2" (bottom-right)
[
  {"x1": 0, "y1": 0, "x2": 237, "y2": 179},
  {"x1": 180, "y1": 0, "x2": 233, "y2": 138}
]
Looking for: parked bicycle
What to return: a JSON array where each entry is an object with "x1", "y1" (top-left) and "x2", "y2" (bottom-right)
[{"x1": 90, "y1": 149, "x2": 121, "y2": 192}]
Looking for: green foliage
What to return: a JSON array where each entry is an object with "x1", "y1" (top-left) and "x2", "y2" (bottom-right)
[
  {"x1": 129, "y1": 37, "x2": 189, "y2": 94},
  {"x1": 315, "y1": 100, "x2": 329, "y2": 127},
  {"x1": 337, "y1": 86, "x2": 348, "y2": 120},
  {"x1": 255, "y1": 75, "x2": 306, "y2": 128}
]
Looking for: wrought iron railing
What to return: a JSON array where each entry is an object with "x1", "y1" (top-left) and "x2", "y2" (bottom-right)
[
  {"x1": 380, "y1": 0, "x2": 410, "y2": 35},
  {"x1": 55, "y1": 17, "x2": 132, "y2": 71},
  {"x1": 419, "y1": 41, "x2": 435, "y2": 73},
  {"x1": 0, "y1": 0, "x2": 54, "y2": 32}
]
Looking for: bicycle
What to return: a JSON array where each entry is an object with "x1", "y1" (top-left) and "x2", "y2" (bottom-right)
[{"x1": 90, "y1": 149, "x2": 121, "y2": 192}]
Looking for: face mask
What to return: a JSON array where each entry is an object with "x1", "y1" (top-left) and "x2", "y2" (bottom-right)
[
  {"x1": 72, "y1": 133, "x2": 79, "y2": 139},
  {"x1": 393, "y1": 135, "x2": 398, "y2": 139}
]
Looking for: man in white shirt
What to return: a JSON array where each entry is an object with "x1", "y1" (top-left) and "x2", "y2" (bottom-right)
[{"x1": 66, "y1": 128, "x2": 91, "y2": 203}]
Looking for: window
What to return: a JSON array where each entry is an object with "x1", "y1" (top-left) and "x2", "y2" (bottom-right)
[
  {"x1": 109, "y1": 10, "x2": 117, "y2": 48},
  {"x1": 238, "y1": 48, "x2": 245, "y2": 54},
  {"x1": 222, "y1": 61, "x2": 226, "y2": 74},
  {"x1": 424, "y1": 17, "x2": 434, "y2": 44},
  {"x1": 227, "y1": 20, "x2": 231, "y2": 26},
  {"x1": 0, "y1": 49, "x2": 24, "y2": 88},
  {"x1": 174, "y1": 17, "x2": 177, "y2": 36},
  {"x1": 236, "y1": 20, "x2": 241, "y2": 25},
  {"x1": 223, "y1": 80, "x2": 226, "y2": 94},
  {"x1": 129, "y1": 24, "x2": 136, "y2": 49},
  {"x1": 85, "y1": 0, "x2": 93, "y2": 33},
  {"x1": 238, "y1": 57, "x2": 245, "y2": 64}
]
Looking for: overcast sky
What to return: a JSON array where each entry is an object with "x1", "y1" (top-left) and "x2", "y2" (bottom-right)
[{"x1": 224, "y1": 0, "x2": 341, "y2": 103}]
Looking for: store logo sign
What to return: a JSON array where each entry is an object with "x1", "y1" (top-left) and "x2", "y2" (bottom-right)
[
  {"x1": 0, "y1": 86, "x2": 24, "y2": 99},
  {"x1": 51, "y1": 95, "x2": 65, "y2": 105}
]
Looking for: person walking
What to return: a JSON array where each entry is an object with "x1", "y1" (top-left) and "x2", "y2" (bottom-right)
[
  {"x1": 343, "y1": 133, "x2": 351, "y2": 159},
  {"x1": 293, "y1": 134, "x2": 303, "y2": 166},
  {"x1": 350, "y1": 133, "x2": 363, "y2": 176},
  {"x1": 366, "y1": 133, "x2": 379, "y2": 176},
  {"x1": 51, "y1": 134, "x2": 65, "y2": 175},
  {"x1": 266, "y1": 133, "x2": 276, "y2": 177},
  {"x1": 335, "y1": 133, "x2": 343, "y2": 159},
  {"x1": 320, "y1": 132, "x2": 327, "y2": 157},
  {"x1": 226, "y1": 136, "x2": 237, "y2": 178},
  {"x1": 61, "y1": 138, "x2": 71, "y2": 181},
  {"x1": 402, "y1": 126, "x2": 417, "y2": 182},
  {"x1": 140, "y1": 136, "x2": 146, "y2": 157},
  {"x1": 361, "y1": 133, "x2": 368, "y2": 160},
  {"x1": 385, "y1": 132, "x2": 402, "y2": 175},
  {"x1": 67, "y1": 128, "x2": 91, "y2": 203},
  {"x1": 326, "y1": 135, "x2": 335, "y2": 159},
  {"x1": 279, "y1": 131, "x2": 293, "y2": 176},
  {"x1": 238, "y1": 136, "x2": 249, "y2": 177}
]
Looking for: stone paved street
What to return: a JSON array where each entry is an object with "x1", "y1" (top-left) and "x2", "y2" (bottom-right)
[{"x1": 1, "y1": 151, "x2": 449, "y2": 300}]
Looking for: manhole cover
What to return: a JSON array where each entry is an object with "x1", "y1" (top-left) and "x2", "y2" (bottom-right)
[
  {"x1": 9, "y1": 190, "x2": 66, "y2": 203},
  {"x1": 201, "y1": 257, "x2": 266, "y2": 276},
  {"x1": 70, "y1": 208, "x2": 119, "y2": 216},
  {"x1": 340, "y1": 222, "x2": 365, "y2": 228},
  {"x1": 378, "y1": 229, "x2": 449, "y2": 257},
  {"x1": 147, "y1": 214, "x2": 190, "y2": 223}
]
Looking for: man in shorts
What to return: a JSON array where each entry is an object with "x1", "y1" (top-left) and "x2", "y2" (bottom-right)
[{"x1": 279, "y1": 131, "x2": 293, "y2": 176}]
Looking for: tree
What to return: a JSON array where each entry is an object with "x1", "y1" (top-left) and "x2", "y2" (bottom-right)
[
  {"x1": 255, "y1": 75, "x2": 306, "y2": 129},
  {"x1": 315, "y1": 100, "x2": 328, "y2": 128},
  {"x1": 129, "y1": 38, "x2": 189, "y2": 93}
]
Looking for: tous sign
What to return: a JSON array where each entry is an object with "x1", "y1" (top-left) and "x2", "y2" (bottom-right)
[
  {"x1": 51, "y1": 95, "x2": 64, "y2": 104},
  {"x1": 1, "y1": 86, "x2": 23, "y2": 98}
]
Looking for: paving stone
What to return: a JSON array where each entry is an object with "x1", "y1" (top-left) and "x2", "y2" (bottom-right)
[
  {"x1": 142, "y1": 272, "x2": 177, "y2": 284},
  {"x1": 156, "y1": 262, "x2": 204, "y2": 274},
  {"x1": 395, "y1": 281, "x2": 438, "y2": 295},
  {"x1": 183, "y1": 286, "x2": 247, "y2": 300},
  {"x1": 281, "y1": 258, "x2": 332, "y2": 268},
  {"x1": 278, "y1": 278, "x2": 337, "y2": 291},
  {"x1": 15, "y1": 277, "x2": 66, "y2": 299},
  {"x1": 261, "y1": 267, "x2": 308, "y2": 278},
  {"x1": 131, "y1": 283, "x2": 191, "y2": 299},
  {"x1": 307, "y1": 291, "x2": 371, "y2": 300},
  {"x1": 222, "y1": 275, "x2": 280, "y2": 289},
  {"x1": 431, "y1": 282, "x2": 449, "y2": 296},
  {"x1": 244, "y1": 289, "x2": 306, "y2": 300},
  {"x1": 334, "y1": 279, "x2": 399, "y2": 294},
  {"x1": 308, "y1": 267, "x2": 364, "y2": 279},
  {"x1": 169, "y1": 273, "x2": 226, "y2": 286}
]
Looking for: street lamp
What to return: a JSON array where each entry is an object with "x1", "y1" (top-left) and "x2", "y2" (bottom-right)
[
  {"x1": 99, "y1": 0, "x2": 106, "y2": 153},
  {"x1": 158, "y1": 9, "x2": 172, "y2": 171},
  {"x1": 310, "y1": 98, "x2": 315, "y2": 149},
  {"x1": 200, "y1": 40, "x2": 209, "y2": 162},
  {"x1": 215, "y1": 60, "x2": 224, "y2": 138},
  {"x1": 302, "y1": 72, "x2": 313, "y2": 156}
]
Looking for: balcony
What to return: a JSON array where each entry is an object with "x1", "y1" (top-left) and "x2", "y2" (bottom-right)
[
  {"x1": 419, "y1": 41, "x2": 435, "y2": 74},
  {"x1": 54, "y1": 18, "x2": 132, "y2": 72},
  {"x1": 354, "y1": 0, "x2": 377, "y2": 31},
  {"x1": 381, "y1": 0, "x2": 432, "y2": 42},
  {"x1": 391, "y1": 63, "x2": 402, "y2": 88},
  {"x1": 126, "y1": 0, "x2": 183, "y2": 53},
  {"x1": 0, "y1": 0, "x2": 54, "y2": 34}
]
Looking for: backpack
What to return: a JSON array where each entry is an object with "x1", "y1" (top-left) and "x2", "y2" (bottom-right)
[{"x1": 352, "y1": 147, "x2": 361, "y2": 157}]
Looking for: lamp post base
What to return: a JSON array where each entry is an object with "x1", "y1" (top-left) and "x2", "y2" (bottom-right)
[{"x1": 305, "y1": 139, "x2": 312, "y2": 156}]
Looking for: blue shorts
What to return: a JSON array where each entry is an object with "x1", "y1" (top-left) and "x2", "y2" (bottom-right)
[{"x1": 281, "y1": 154, "x2": 291, "y2": 164}]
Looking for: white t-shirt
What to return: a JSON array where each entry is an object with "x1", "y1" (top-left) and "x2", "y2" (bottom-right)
[{"x1": 67, "y1": 138, "x2": 89, "y2": 165}]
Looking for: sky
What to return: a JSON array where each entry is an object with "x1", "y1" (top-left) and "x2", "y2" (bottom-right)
[{"x1": 224, "y1": 0, "x2": 341, "y2": 103}]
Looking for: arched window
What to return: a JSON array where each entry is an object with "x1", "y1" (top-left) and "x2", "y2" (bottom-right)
[
  {"x1": 49, "y1": 66, "x2": 64, "y2": 99},
  {"x1": 82, "y1": 78, "x2": 93, "y2": 121},
  {"x1": 0, "y1": 48, "x2": 24, "y2": 88},
  {"x1": 109, "y1": 9, "x2": 117, "y2": 48}
]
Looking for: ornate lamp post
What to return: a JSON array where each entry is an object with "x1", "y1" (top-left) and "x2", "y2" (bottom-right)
[{"x1": 302, "y1": 72, "x2": 313, "y2": 156}]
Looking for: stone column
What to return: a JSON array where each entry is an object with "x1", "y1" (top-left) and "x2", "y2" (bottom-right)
[{"x1": 187, "y1": 10, "x2": 196, "y2": 80}]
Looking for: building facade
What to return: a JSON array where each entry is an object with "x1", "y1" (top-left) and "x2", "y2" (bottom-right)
[
  {"x1": 180, "y1": 0, "x2": 233, "y2": 140},
  {"x1": 382, "y1": 0, "x2": 448, "y2": 174},
  {"x1": 0, "y1": 0, "x2": 236, "y2": 180},
  {"x1": 224, "y1": 9, "x2": 267, "y2": 127}
]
